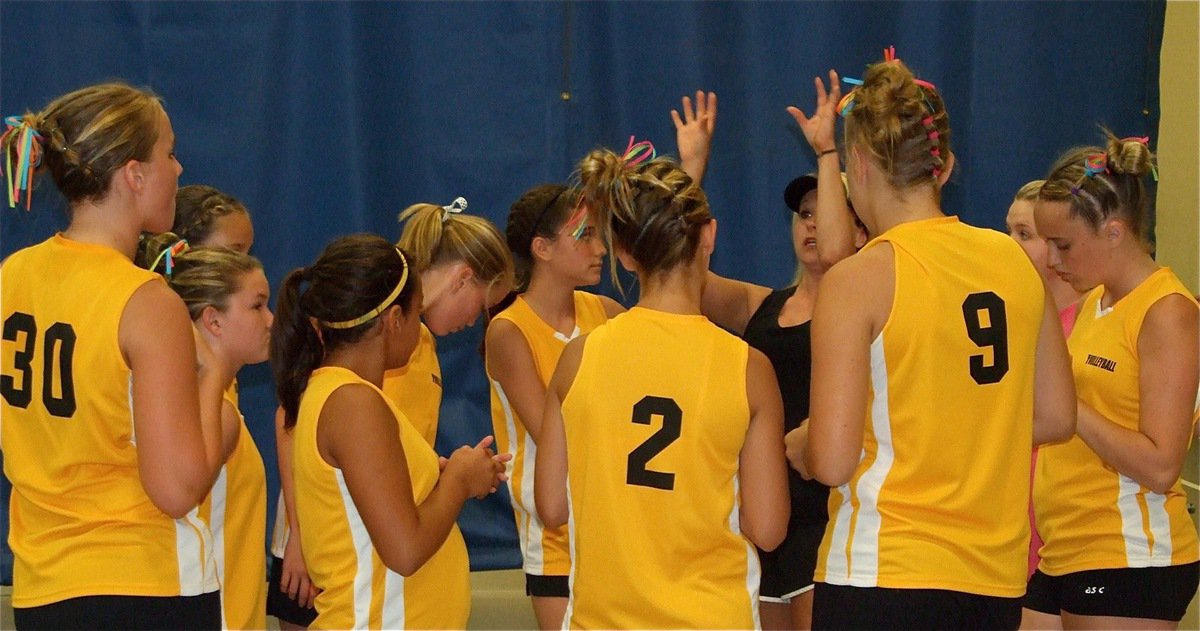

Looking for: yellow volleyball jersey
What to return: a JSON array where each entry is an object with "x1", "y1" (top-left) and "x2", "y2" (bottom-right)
[
  {"x1": 381, "y1": 324, "x2": 442, "y2": 447},
  {"x1": 294, "y1": 366, "x2": 469, "y2": 629},
  {"x1": 814, "y1": 216, "x2": 1044, "y2": 598},
  {"x1": 0, "y1": 234, "x2": 219, "y2": 607},
  {"x1": 1035, "y1": 268, "x2": 1199, "y2": 575},
  {"x1": 486, "y1": 291, "x2": 608, "y2": 577},
  {"x1": 198, "y1": 385, "x2": 267, "y2": 630},
  {"x1": 560, "y1": 307, "x2": 759, "y2": 629}
]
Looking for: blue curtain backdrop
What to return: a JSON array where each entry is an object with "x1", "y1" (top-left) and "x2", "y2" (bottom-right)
[{"x1": 0, "y1": 1, "x2": 1165, "y2": 582}]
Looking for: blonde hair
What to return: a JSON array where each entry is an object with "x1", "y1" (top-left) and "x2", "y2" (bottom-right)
[
  {"x1": 1013, "y1": 179, "x2": 1045, "y2": 203},
  {"x1": 139, "y1": 233, "x2": 263, "y2": 320},
  {"x1": 1039, "y1": 130, "x2": 1156, "y2": 245},
  {"x1": 575, "y1": 150, "x2": 711, "y2": 290},
  {"x1": 397, "y1": 203, "x2": 514, "y2": 289},
  {"x1": 843, "y1": 60, "x2": 951, "y2": 196},
  {"x1": 2, "y1": 82, "x2": 163, "y2": 204}
]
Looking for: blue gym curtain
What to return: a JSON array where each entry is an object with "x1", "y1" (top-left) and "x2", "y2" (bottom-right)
[{"x1": 0, "y1": 1, "x2": 1165, "y2": 581}]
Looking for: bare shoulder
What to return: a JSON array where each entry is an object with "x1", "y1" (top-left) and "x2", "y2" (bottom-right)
[{"x1": 598, "y1": 295, "x2": 625, "y2": 318}]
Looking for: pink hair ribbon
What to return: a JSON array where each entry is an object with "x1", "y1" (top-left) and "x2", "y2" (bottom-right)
[
  {"x1": 884, "y1": 45, "x2": 897, "y2": 62},
  {"x1": 0, "y1": 116, "x2": 44, "y2": 210},
  {"x1": 622, "y1": 136, "x2": 656, "y2": 168}
]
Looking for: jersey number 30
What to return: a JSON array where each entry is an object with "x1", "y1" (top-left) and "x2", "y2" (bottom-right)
[
  {"x1": 627, "y1": 396, "x2": 681, "y2": 491},
  {"x1": 961, "y1": 292, "x2": 1009, "y2": 385},
  {"x1": 1, "y1": 312, "x2": 78, "y2": 417}
]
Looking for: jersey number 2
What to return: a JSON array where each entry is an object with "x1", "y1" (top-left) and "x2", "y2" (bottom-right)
[
  {"x1": 961, "y1": 292, "x2": 1009, "y2": 385},
  {"x1": 626, "y1": 396, "x2": 681, "y2": 491},
  {"x1": 1, "y1": 312, "x2": 78, "y2": 417}
]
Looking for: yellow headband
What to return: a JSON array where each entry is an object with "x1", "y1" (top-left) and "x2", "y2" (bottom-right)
[{"x1": 319, "y1": 248, "x2": 410, "y2": 330}]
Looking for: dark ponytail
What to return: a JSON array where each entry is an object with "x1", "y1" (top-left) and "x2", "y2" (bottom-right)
[{"x1": 270, "y1": 234, "x2": 420, "y2": 428}]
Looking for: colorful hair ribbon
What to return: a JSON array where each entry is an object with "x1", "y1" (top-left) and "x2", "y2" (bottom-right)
[
  {"x1": 1083, "y1": 152, "x2": 1108, "y2": 178},
  {"x1": 0, "y1": 116, "x2": 44, "y2": 210},
  {"x1": 1070, "y1": 152, "x2": 1109, "y2": 196},
  {"x1": 562, "y1": 198, "x2": 589, "y2": 240},
  {"x1": 150, "y1": 239, "x2": 190, "y2": 279},
  {"x1": 442, "y1": 196, "x2": 467, "y2": 223},
  {"x1": 622, "y1": 136, "x2": 656, "y2": 169},
  {"x1": 883, "y1": 45, "x2": 897, "y2": 63}
]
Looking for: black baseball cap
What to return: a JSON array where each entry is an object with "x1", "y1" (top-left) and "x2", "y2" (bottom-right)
[
  {"x1": 784, "y1": 172, "x2": 851, "y2": 214},
  {"x1": 784, "y1": 174, "x2": 819, "y2": 213}
]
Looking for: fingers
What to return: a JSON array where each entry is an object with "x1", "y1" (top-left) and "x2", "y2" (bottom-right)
[
  {"x1": 681, "y1": 95, "x2": 695, "y2": 123},
  {"x1": 284, "y1": 572, "x2": 299, "y2": 600},
  {"x1": 705, "y1": 91, "x2": 718, "y2": 132},
  {"x1": 828, "y1": 69, "x2": 842, "y2": 103},
  {"x1": 813, "y1": 75, "x2": 828, "y2": 105},
  {"x1": 474, "y1": 435, "x2": 495, "y2": 450},
  {"x1": 438, "y1": 456, "x2": 449, "y2": 472},
  {"x1": 297, "y1": 576, "x2": 313, "y2": 608},
  {"x1": 670, "y1": 109, "x2": 684, "y2": 130},
  {"x1": 785, "y1": 105, "x2": 809, "y2": 127}
]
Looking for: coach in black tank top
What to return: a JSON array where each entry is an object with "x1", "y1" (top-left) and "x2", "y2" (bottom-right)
[
  {"x1": 743, "y1": 286, "x2": 829, "y2": 599},
  {"x1": 699, "y1": 168, "x2": 866, "y2": 624}
]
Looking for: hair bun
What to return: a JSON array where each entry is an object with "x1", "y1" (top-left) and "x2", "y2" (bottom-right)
[{"x1": 1104, "y1": 132, "x2": 1155, "y2": 178}]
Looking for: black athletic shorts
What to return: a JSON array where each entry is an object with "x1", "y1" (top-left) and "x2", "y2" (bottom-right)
[
  {"x1": 1024, "y1": 562, "x2": 1199, "y2": 621},
  {"x1": 13, "y1": 592, "x2": 220, "y2": 631},
  {"x1": 525, "y1": 573, "x2": 569, "y2": 598},
  {"x1": 266, "y1": 554, "x2": 318, "y2": 626},
  {"x1": 812, "y1": 583, "x2": 1021, "y2": 630}
]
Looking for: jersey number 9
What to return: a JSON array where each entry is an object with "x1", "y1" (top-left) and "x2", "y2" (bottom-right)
[{"x1": 961, "y1": 292, "x2": 1009, "y2": 385}]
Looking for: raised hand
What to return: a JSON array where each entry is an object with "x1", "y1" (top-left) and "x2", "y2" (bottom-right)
[
  {"x1": 786, "y1": 70, "x2": 842, "y2": 155},
  {"x1": 672, "y1": 90, "x2": 717, "y2": 184}
]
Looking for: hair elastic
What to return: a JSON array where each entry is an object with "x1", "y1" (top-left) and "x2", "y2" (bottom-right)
[
  {"x1": 441, "y1": 196, "x2": 468, "y2": 223},
  {"x1": 320, "y1": 247, "x2": 410, "y2": 330},
  {"x1": 920, "y1": 116, "x2": 943, "y2": 179},
  {"x1": 1, "y1": 116, "x2": 45, "y2": 210},
  {"x1": 1070, "y1": 152, "x2": 1109, "y2": 195}
]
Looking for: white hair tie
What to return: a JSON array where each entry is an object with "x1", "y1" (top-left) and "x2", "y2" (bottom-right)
[{"x1": 442, "y1": 196, "x2": 468, "y2": 223}]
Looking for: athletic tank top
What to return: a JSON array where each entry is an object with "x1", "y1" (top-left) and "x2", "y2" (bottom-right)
[
  {"x1": 742, "y1": 286, "x2": 828, "y2": 524},
  {"x1": 1035, "y1": 268, "x2": 1199, "y2": 575},
  {"x1": 486, "y1": 291, "x2": 607, "y2": 577},
  {"x1": 560, "y1": 307, "x2": 759, "y2": 629},
  {"x1": 198, "y1": 383, "x2": 267, "y2": 630},
  {"x1": 381, "y1": 324, "x2": 441, "y2": 447},
  {"x1": 1, "y1": 234, "x2": 219, "y2": 607},
  {"x1": 814, "y1": 216, "x2": 1044, "y2": 598},
  {"x1": 294, "y1": 366, "x2": 469, "y2": 629}
]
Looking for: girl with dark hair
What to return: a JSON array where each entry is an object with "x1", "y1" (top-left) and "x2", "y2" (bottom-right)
[
  {"x1": 485, "y1": 182, "x2": 622, "y2": 629},
  {"x1": 270, "y1": 234, "x2": 508, "y2": 629}
]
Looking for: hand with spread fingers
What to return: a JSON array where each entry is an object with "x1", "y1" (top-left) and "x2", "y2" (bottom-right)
[{"x1": 672, "y1": 90, "x2": 718, "y2": 185}]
